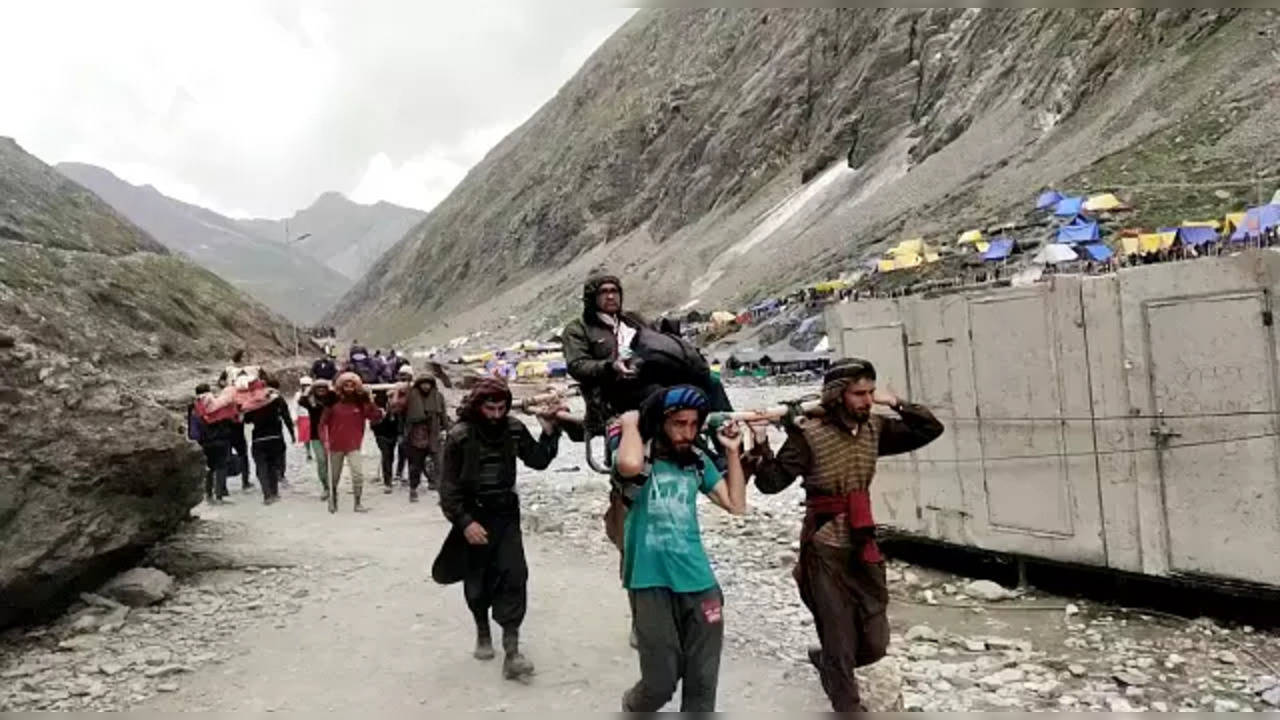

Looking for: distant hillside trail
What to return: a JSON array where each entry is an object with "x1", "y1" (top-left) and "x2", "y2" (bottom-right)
[{"x1": 135, "y1": 441, "x2": 831, "y2": 712}]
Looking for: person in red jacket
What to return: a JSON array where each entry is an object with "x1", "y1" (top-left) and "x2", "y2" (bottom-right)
[{"x1": 319, "y1": 372, "x2": 384, "y2": 514}]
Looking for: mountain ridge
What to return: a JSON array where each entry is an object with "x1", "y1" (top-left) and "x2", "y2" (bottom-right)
[{"x1": 324, "y1": 8, "x2": 1280, "y2": 348}]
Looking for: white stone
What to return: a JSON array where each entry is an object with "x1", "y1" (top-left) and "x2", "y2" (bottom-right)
[
  {"x1": 905, "y1": 625, "x2": 940, "y2": 643},
  {"x1": 98, "y1": 568, "x2": 173, "y2": 608},
  {"x1": 963, "y1": 579, "x2": 1015, "y2": 602}
]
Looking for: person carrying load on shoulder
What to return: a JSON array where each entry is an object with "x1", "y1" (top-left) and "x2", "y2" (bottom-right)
[{"x1": 746, "y1": 358, "x2": 943, "y2": 712}]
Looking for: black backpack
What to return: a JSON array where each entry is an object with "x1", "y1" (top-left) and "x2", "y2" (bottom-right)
[{"x1": 629, "y1": 326, "x2": 710, "y2": 390}]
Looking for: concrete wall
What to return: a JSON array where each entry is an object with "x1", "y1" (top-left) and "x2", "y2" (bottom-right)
[{"x1": 827, "y1": 251, "x2": 1280, "y2": 589}]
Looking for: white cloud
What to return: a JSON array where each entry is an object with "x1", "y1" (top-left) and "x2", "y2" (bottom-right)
[{"x1": 0, "y1": 1, "x2": 635, "y2": 218}]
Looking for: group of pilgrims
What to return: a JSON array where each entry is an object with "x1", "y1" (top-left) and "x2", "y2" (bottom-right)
[{"x1": 187, "y1": 272, "x2": 944, "y2": 712}]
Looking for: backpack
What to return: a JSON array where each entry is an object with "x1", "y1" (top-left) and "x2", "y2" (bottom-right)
[{"x1": 629, "y1": 326, "x2": 710, "y2": 393}]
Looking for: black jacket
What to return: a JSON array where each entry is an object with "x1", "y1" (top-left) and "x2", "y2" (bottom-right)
[{"x1": 561, "y1": 311, "x2": 649, "y2": 433}]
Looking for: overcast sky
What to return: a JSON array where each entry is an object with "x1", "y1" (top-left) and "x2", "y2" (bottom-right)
[{"x1": 0, "y1": 1, "x2": 635, "y2": 218}]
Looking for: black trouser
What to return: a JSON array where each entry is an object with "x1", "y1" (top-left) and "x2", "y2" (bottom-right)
[
  {"x1": 375, "y1": 435, "x2": 397, "y2": 486},
  {"x1": 201, "y1": 441, "x2": 230, "y2": 499},
  {"x1": 404, "y1": 445, "x2": 433, "y2": 490},
  {"x1": 396, "y1": 439, "x2": 408, "y2": 478},
  {"x1": 625, "y1": 585, "x2": 725, "y2": 712},
  {"x1": 251, "y1": 438, "x2": 285, "y2": 499},
  {"x1": 464, "y1": 513, "x2": 527, "y2": 634},
  {"x1": 229, "y1": 422, "x2": 250, "y2": 486}
]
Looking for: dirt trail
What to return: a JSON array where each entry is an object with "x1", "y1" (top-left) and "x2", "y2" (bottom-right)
[{"x1": 134, "y1": 440, "x2": 830, "y2": 712}]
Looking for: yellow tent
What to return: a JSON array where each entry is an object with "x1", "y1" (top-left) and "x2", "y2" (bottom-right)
[
  {"x1": 888, "y1": 238, "x2": 925, "y2": 257},
  {"x1": 814, "y1": 280, "x2": 848, "y2": 293},
  {"x1": 1224, "y1": 212, "x2": 1246, "y2": 232},
  {"x1": 1181, "y1": 219, "x2": 1220, "y2": 229},
  {"x1": 957, "y1": 229, "x2": 984, "y2": 245},
  {"x1": 877, "y1": 258, "x2": 897, "y2": 273},
  {"x1": 462, "y1": 351, "x2": 494, "y2": 364},
  {"x1": 515, "y1": 361, "x2": 549, "y2": 378},
  {"x1": 1137, "y1": 232, "x2": 1176, "y2": 253},
  {"x1": 1084, "y1": 193, "x2": 1124, "y2": 211},
  {"x1": 974, "y1": 241, "x2": 990, "y2": 253},
  {"x1": 894, "y1": 253, "x2": 924, "y2": 270},
  {"x1": 1121, "y1": 237, "x2": 1140, "y2": 256},
  {"x1": 1272, "y1": 189, "x2": 1280, "y2": 205},
  {"x1": 710, "y1": 311, "x2": 737, "y2": 325}
]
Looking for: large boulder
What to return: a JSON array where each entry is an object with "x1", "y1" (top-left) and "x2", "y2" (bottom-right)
[
  {"x1": 98, "y1": 567, "x2": 174, "y2": 607},
  {"x1": 0, "y1": 137, "x2": 292, "y2": 627}
]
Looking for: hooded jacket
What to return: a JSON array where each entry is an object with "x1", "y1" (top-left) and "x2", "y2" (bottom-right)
[
  {"x1": 319, "y1": 373, "x2": 384, "y2": 452},
  {"x1": 560, "y1": 273, "x2": 650, "y2": 433}
]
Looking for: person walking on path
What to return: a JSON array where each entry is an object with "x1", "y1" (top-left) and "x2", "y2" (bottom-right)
[
  {"x1": 242, "y1": 378, "x2": 296, "y2": 505},
  {"x1": 747, "y1": 358, "x2": 943, "y2": 711},
  {"x1": 319, "y1": 372, "x2": 383, "y2": 513},
  {"x1": 611, "y1": 385, "x2": 747, "y2": 712},
  {"x1": 299, "y1": 379, "x2": 335, "y2": 501},
  {"x1": 392, "y1": 366, "x2": 450, "y2": 501},
  {"x1": 431, "y1": 377, "x2": 564, "y2": 683}
]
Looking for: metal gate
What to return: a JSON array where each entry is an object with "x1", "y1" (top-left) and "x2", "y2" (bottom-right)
[{"x1": 1144, "y1": 291, "x2": 1280, "y2": 586}]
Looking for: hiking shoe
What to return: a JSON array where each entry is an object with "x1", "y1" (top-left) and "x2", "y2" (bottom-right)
[
  {"x1": 474, "y1": 636, "x2": 495, "y2": 661},
  {"x1": 409, "y1": 489, "x2": 419, "y2": 503},
  {"x1": 383, "y1": 484, "x2": 393, "y2": 494},
  {"x1": 503, "y1": 652, "x2": 534, "y2": 681}
]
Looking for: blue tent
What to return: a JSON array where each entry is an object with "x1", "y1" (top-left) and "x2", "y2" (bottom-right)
[
  {"x1": 1036, "y1": 191, "x2": 1063, "y2": 210},
  {"x1": 1080, "y1": 243, "x2": 1113, "y2": 262},
  {"x1": 1056, "y1": 220, "x2": 1100, "y2": 244},
  {"x1": 983, "y1": 237, "x2": 1015, "y2": 261},
  {"x1": 1176, "y1": 226, "x2": 1218, "y2": 247},
  {"x1": 1054, "y1": 196, "x2": 1084, "y2": 216},
  {"x1": 1231, "y1": 205, "x2": 1280, "y2": 241}
]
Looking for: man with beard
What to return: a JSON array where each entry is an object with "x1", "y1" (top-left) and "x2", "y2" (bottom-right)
[
  {"x1": 561, "y1": 272, "x2": 649, "y2": 642},
  {"x1": 612, "y1": 385, "x2": 747, "y2": 712},
  {"x1": 431, "y1": 377, "x2": 563, "y2": 683},
  {"x1": 299, "y1": 379, "x2": 335, "y2": 501},
  {"x1": 242, "y1": 377, "x2": 296, "y2": 504},
  {"x1": 747, "y1": 358, "x2": 943, "y2": 712},
  {"x1": 392, "y1": 366, "x2": 449, "y2": 501},
  {"x1": 319, "y1": 372, "x2": 384, "y2": 514}
]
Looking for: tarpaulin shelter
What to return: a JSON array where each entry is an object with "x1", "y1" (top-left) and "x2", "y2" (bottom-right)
[
  {"x1": 1176, "y1": 226, "x2": 1218, "y2": 247},
  {"x1": 1032, "y1": 244, "x2": 1078, "y2": 264},
  {"x1": 1056, "y1": 219, "x2": 1100, "y2": 244},
  {"x1": 710, "y1": 311, "x2": 737, "y2": 325},
  {"x1": 1182, "y1": 219, "x2": 1220, "y2": 229},
  {"x1": 1273, "y1": 189, "x2": 1280, "y2": 206},
  {"x1": 1121, "y1": 236, "x2": 1140, "y2": 256},
  {"x1": 547, "y1": 360, "x2": 568, "y2": 378},
  {"x1": 813, "y1": 280, "x2": 847, "y2": 293},
  {"x1": 1138, "y1": 232, "x2": 1175, "y2": 254},
  {"x1": 1083, "y1": 193, "x2": 1125, "y2": 212},
  {"x1": 1036, "y1": 191, "x2": 1063, "y2": 210},
  {"x1": 1230, "y1": 205, "x2": 1280, "y2": 240},
  {"x1": 1054, "y1": 196, "x2": 1085, "y2": 216},
  {"x1": 1224, "y1": 212, "x2": 1246, "y2": 233},
  {"x1": 1080, "y1": 243, "x2": 1114, "y2": 262},
  {"x1": 957, "y1": 229, "x2": 984, "y2": 244},
  {"x1": 888, "y1": 238, "x2": 925, "y2": 257},
  {"x1": 982, "y1": 237, "x2": 1015, "y2": 261}
]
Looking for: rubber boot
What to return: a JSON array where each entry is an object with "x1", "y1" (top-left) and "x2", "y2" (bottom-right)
[
  {"x1": 501, "y1": 627, "x2": 534, "y2": 681},
  {"x1": 474, "y1": 624, "x2": 495, "y2": 661}
]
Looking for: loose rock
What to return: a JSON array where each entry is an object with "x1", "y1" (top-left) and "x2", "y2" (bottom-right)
[{"x1": 98, "y1": 568, "x2": 174, "y2": 608}]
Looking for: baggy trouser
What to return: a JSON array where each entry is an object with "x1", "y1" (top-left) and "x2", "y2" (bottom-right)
[
  {"x1": 308, "y1": 440, "x2": 328, "y2": 492},
  {"x1": 795, "y1": 542, "x2": 890, "y2": 712},
  {"x1": 229, "y1": 423, "x2": 250, "y2": 486},
  {"x1": 463, "y1": 515, "x2": 528, "y2": 634},
  {"x1": 251, "y1": 437, "x2": 286, "y2": 499},
  {"x1": 328, "y1": 450, "x2": 365, "y2": 512},
  {"x1": 404, "y1": 446, "x2": 432, "y2": 490},
  {"x1": 624, "y1": 585, "x2": 725, "y2": 712},
  {"x1": 201, "y1": 441, "x2": 230, "y2": 499},
  {"x1": 375, "y1": 435, "x2": 397, "y2": 486}
]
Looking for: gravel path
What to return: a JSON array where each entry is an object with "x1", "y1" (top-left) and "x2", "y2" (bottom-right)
[{"x1": 2, "y1": 384, "x2": 1278, "y2": 712}]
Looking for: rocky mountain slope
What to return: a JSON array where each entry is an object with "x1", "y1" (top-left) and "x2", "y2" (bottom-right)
[
  {"x1": 326, "y1": 8, "x2": 1280, "y2": 347},
  {"x1": 237, "y1": 192, "x2": 424, "y2": 281},
  {"x1": 1, "y1": 138, "x2": 293, "y2": 628},
  {"x1": 58, "y1": 163, "x2": 352, "y2": 324}
]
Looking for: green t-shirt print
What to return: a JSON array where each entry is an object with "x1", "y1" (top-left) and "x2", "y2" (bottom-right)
[{"x1": 620, "y1": 454, "x2": 722, "y2": 593}]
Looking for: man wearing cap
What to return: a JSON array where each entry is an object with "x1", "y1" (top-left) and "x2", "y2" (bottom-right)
[
  {"x1": 612, "y1": 385, "x2": 747, "y2": 712},
  {"x1": 747, "y1": 358, "x2": 943, "y2": 712},
  {"x1": 392, "y1": 365, "x2": 450, "y2": 501}
]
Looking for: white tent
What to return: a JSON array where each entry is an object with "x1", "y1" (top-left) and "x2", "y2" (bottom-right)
[
  {"x1": 812, "y1": 335, "x2": 830, "y2": 353},
  {"x1": 1032, "y1": 244, "x2": 1078, "y2": 265}
]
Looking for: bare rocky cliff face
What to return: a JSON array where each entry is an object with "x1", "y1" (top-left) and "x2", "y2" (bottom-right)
[
  {"x1": 328, "y1": 9, "x2": 1278, "y2": 347},
  {"x1": 0, "y1": 138, "x2": 293, "y2": 627}
]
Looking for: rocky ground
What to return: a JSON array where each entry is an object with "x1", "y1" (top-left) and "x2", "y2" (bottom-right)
[{"x1": 2, "y1": 384, "x2": 1278, "y2": 712}]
